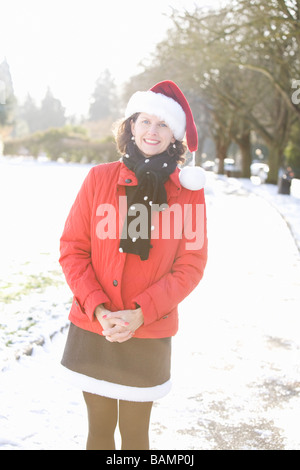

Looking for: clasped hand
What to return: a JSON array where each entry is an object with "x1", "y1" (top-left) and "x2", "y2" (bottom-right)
[{"x1": 95, "y1": 304, "x2": 144, "y2": 343}]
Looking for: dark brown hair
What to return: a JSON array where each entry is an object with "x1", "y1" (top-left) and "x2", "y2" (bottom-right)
[{"x1": 114, "y1": 113, "x2": 187, "y2": 164}]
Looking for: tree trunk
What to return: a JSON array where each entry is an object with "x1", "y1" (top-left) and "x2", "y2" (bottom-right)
[
  {"x1": 267, "y1": 144, "x2": 283, "y2": 184},
  {"x1": 217, "y1": 143, "x2": 228, "y2": 174},
  {"x1": 238, "y1": 132, "x2": 252, "y2": 178}
]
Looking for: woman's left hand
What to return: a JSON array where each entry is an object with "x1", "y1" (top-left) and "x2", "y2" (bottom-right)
[{"x1": 102, "y1": 307, "x2": 144, "y2": 343}]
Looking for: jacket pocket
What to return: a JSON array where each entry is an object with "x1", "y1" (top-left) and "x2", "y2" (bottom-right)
[{"x1": 73, "y1": 296, "x2": 86, "y2": 314}]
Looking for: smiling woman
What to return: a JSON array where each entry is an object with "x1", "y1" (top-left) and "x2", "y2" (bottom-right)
[{"x1": 59, "y1": 80, "x2": 208, "y2": 450}]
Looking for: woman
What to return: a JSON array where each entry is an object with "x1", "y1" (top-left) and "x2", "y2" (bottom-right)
[{"x1": 59, "y1": 80, "x2": 208, "y2": 450}]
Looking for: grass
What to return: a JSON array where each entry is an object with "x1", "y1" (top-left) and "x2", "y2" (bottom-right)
[
  {"x1": 0, "y1": 270, "x2": 64, "y2": 304},
  {"x1": 0, "y1": 256, "x2": 71, "y2": 354}
]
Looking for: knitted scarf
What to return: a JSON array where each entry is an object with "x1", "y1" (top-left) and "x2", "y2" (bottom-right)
[{"x1": 119, "y1": 140, "x2": 178, "y2": 260}]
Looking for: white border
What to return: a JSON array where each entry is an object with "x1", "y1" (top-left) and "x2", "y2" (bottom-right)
[{"x1": 60, "y1": 365, "x2": 172, "y2": 402}]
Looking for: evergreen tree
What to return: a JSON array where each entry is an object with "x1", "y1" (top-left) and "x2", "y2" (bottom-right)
[
  {"x1": 20, "y1": 94, "x2": 41, "y2": 133},
  {"x1": 0, "y1": 58, "x2": 16, "y2": 127},
  {"x1": 89, "y1": 69, "x2": 118, "y2": 121},
  {"x1": 38, "y1": 87, "x2": 66, "y2": 131}
]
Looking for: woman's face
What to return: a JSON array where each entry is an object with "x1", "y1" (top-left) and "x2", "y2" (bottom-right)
[{"x1": 131, "y1": 113, "x2": 175, "y2": 157}]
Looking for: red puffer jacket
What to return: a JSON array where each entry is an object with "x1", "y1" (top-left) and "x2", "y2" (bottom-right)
[{"x1": 59, "y1": 160, "x2": 208, "y2": 338}]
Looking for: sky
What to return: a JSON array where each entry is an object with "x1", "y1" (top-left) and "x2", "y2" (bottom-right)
[{"x1": 0, "y1": 0, "x2": 225, "y2": 117}]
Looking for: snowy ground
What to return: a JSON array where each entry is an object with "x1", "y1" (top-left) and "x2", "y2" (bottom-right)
[{"x1": 0, "y1": 156, "x2": 300, "y2": 450}]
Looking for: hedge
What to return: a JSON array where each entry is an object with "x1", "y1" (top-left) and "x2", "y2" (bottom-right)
[{"x1": 3, "y1": 126, "x2": 119, "y2": 163}]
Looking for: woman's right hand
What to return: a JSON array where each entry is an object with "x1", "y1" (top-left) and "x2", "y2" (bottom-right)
[{"x1": 94, "y1": 304, "x2": 133, "y2": 343}]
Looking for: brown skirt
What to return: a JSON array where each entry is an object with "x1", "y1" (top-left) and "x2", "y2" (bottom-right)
[{"x1": 61, "y1": 323, "x2": 172, "y2": 401}]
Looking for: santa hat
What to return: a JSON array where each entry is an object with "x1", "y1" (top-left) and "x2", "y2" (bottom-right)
[{"x1": 125, "y1": 80, "x2": 198, "y2": 152}]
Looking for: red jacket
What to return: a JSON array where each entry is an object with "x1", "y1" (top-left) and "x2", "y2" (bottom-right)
[{"x1": 59, "y1": 160, "x2": 208, "y2": 338}]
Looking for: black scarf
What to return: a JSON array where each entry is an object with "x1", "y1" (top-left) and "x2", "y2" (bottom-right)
[{"x1": 119, "y1": 140, "x2": 178, "y2": 260}]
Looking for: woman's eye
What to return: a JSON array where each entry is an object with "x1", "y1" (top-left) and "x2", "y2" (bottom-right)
[{"x1": 142, "y1": 120, "x2": 150, "y2": 124}]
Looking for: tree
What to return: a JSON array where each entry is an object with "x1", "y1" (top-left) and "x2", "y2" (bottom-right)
[
  {"x1": 38, "y1": 87, "x2": 66, "y2": 131},
  {"x1": 89, "y1": 69, "x2": 118, "y2": 121},
  {"x1": 285, "y1": 120, "x2": 300, "y2": 175},
  {"x1": 215, "y1": 0, "x2": 300, "y2": 181},
  {"x1": 226, "y1": 0, "x2": 300, "y2": 122},
  {"x1": 126, "y1": 1, "x2": 299, "y2": 182},
  {"x1": 20, "y1": 94, "x2": 41, "y2": 134},
  {"x1": 0, "y1": 58, "x2": 16, "y2": 127}
]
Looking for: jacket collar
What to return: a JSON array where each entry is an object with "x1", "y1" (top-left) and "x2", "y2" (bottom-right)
[{"x1": 117, "y1": 162, "x2": 138, "y2": 186}]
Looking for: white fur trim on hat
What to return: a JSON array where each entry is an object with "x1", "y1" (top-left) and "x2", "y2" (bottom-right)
[{"x1": 125, "y1": 91, "x2": 186, "y2": 140}]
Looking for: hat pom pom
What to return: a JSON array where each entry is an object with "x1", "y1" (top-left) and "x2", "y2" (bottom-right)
[{"x1": 179, "y1": 166, "x2": 206, "y2": 191}]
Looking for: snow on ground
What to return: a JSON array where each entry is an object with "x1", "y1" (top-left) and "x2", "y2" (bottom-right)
[
  {"x1": 234, "y1": 176, "x2": 300, "y2": 252},
  {"x1": 0, "y1": 157, "x2": 300, "y2": 450}
]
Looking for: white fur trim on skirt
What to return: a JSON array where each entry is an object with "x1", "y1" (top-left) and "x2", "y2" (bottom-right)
[{"x1": 61, "y1": 365, "x2": 172, "y2": 402}]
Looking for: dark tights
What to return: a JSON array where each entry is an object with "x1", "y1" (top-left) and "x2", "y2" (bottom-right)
[{"x1": 83, "y1": 391, "x2": 153, "y2": 450}]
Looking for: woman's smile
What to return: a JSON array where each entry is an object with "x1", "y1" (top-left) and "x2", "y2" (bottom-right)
[{"x1": 144, "y1": 138, "x2": 160, "y2": 145}]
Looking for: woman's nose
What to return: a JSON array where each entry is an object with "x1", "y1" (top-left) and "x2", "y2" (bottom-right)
[{"x1": 148, "y1": 124, "x2": 158, "y2": 134}]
